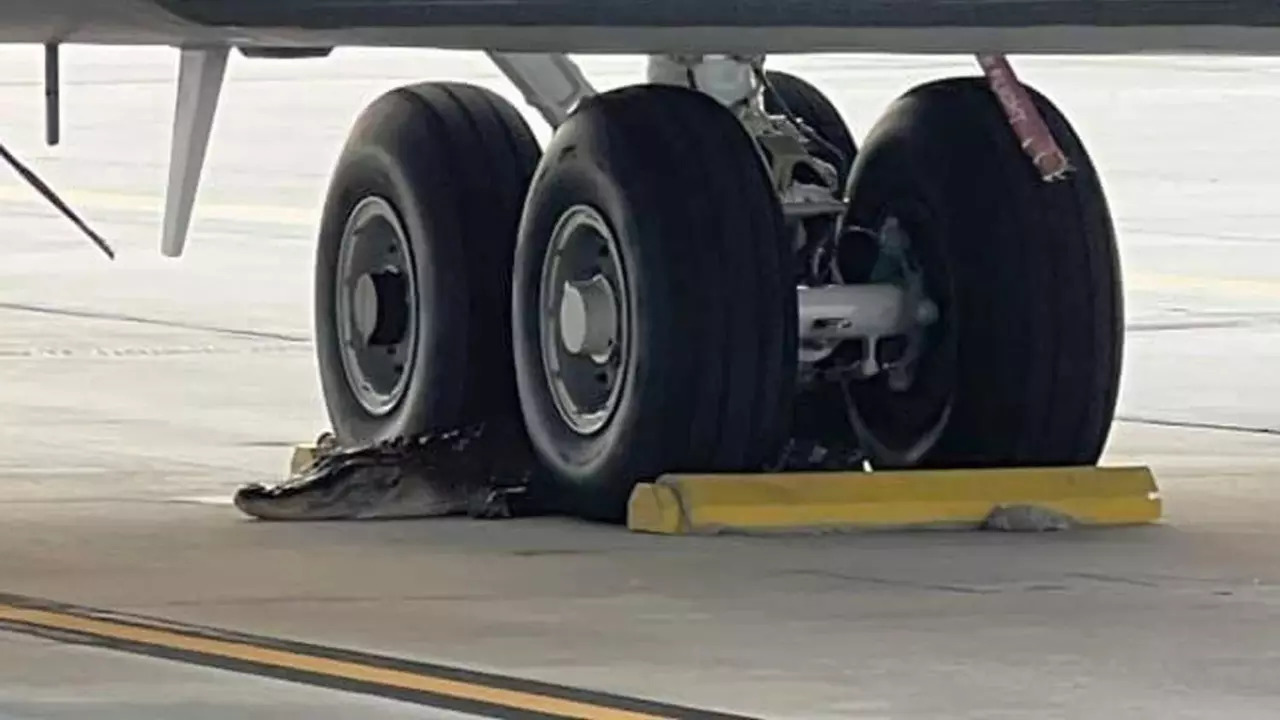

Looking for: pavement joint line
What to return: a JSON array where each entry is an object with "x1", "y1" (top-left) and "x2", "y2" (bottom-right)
[
  {"x1": 1116, "y1": 415, "x2": 1280, "y2": 437},
  {"x1": 0, "y1": 301, "x2": 312, "y2": 344},
  {"x1": 0, "y1": 593, "x2": 756, "y2": 720}
]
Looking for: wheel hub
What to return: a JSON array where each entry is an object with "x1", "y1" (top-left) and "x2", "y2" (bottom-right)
[
  {"x1": 335, "y1": 196, "x2": 418, "y2": 417},
  {"x1": 838, "y1": 212, "x2": 955, "y2": 466},
  {"x1": 353, "y1": 269, "x2": 410, "y2": 346},
  {"x1": 558, "y1": 275, "x2": 618, "y2": 361},
  {"x1": 539, "y1": 205, "x2": 629, "y2": 436}
]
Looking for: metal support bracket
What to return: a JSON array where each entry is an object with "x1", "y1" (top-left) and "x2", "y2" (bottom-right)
[
  {"x1": 485, "y1": 52, "x2": 595, "y2": 128},
  {"x1": 161, "y1": 45, "x2": 228, "y2": 257}
]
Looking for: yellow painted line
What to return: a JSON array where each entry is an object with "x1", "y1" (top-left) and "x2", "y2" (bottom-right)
[
  {"x1": 0, "y1": 602, "x2": 678, "y2": 720},
  {"x1": 628, "y1": 466, "x2": 1161, "y2": 535},
  {"x1": 1125, "y1": 271, "x2": 1280, "y2": 300}
]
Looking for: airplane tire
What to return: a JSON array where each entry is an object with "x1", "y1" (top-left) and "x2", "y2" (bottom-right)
[
  {"x1": 836, "y1": 77, "x2": 1124, "y2": 468},
  {"x1": 314, "y1": 82, "x2": 541, "y2": 446},
  {"x1": 762, "y1": 69, "x2": 857, "y2": 183},
  {"x1": 511, "y1": 85, "x2": 797, "y2": 522}
]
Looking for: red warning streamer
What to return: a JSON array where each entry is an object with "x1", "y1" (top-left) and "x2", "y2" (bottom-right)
[{"x1": 976, "y1": 54, "x2": 1072, "y2": 182}]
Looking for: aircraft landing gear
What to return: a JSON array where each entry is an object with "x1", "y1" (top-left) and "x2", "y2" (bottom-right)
[{"x1": 313, "y1": 53, "x2": 1123, "y2": 523}]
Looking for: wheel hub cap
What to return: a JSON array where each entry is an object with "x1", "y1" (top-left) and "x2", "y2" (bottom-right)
[{"x1": 558, "y1": 275, "x2": 618, "y2": 361}]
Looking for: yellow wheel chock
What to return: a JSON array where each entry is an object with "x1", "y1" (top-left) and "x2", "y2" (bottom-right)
[{"x1": 627, "y1": 466, "x2": 1160, "y2": 535}]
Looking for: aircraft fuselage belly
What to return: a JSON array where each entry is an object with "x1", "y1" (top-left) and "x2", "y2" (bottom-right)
[{"x1": 0, "y1": 0, "x2": 1278, "y2": 54}]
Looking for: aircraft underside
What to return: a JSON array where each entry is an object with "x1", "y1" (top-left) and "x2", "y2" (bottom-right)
[
  {"x1": 1, "y1": 0, "x2": 1279, "y2": 54},
  {"x1": 1, "y1": 0, "x2": 1276, "y2": 521}
]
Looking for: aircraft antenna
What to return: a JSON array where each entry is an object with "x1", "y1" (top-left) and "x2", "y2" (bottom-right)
[{"x1": 0, "y1": 140, "x2": 115, "y2": 259}]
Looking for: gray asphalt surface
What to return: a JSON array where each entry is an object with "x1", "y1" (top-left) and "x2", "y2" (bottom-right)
[{"x1": 0, "y1": 46, "x2": 1278, "y2": 719}]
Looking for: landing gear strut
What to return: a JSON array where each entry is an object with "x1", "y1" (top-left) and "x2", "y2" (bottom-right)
[{"x1": 313, "y1": 53, "x2": 1124, "y2": 522}]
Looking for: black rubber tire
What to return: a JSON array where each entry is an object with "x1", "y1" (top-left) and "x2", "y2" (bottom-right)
[
  {"x1": 838, "y1": 76, "x2": 1124, "y2": 469},
  {"x1": 314, "y1": 82, "x2": 541, "y2": 446},
  {"x1": 762, "y1": 69, "x2": 857, "y2": 184},
  {"x1": 512, "y1": 84, "x2": 797, "y2": 522}
]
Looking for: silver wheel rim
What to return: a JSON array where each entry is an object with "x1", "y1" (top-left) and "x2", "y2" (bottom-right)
[
  {"x1": 842, "y1": 214, "x2": 953, "y2": 466},
  {"x1": 538, "y1": 204, "x2": 629, "y2": 436},
  {"x1": 335, "y1": 196, "x2": 419, "y2": 417},
  {"x1": 845, "y1": 385, "x2": 953, "y2": 467}
]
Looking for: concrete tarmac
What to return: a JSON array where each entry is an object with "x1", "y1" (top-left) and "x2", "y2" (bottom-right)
[{"x1": 0, "y1": 47, "x2": 1278, "y2": 719}]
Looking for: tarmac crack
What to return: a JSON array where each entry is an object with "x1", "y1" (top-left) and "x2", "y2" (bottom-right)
[
  {"x1": 782, "y1": 570, "x2": 999, "y2": 595},
  {"x1": 1063, "y1": 572, "x2": 1162, "y2": 588}
]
